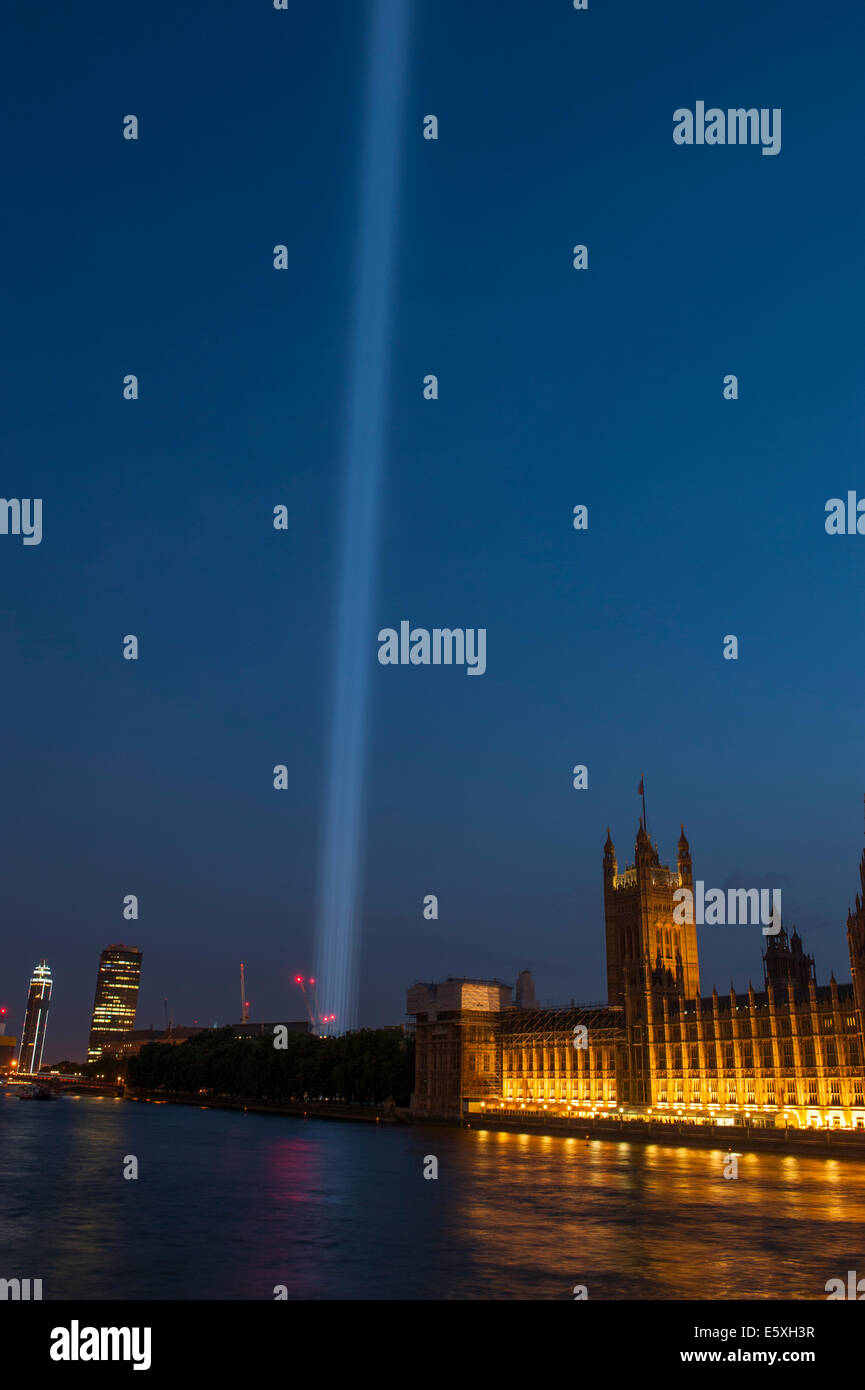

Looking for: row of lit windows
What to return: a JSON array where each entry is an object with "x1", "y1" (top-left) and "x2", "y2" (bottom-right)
[
  {"x1": 506, "y1": 1085, "x2": 616, "y2": 1102},
  {"x1": 644, "y1": 1012, "x2": 859, "y2": 1035},
  {"x1": 494, "y1": 1039, "x2": 860, "y2": 1070},
  {"x1": 503, "y1": 1048, "x2": 617, "y2": 1072},
  {"x1": 653, "y1": 1039, "x2": 861, "y2": 1068},
  {"x1": 656, "y1": 1080, "x2": 861, "y2": 1104}
]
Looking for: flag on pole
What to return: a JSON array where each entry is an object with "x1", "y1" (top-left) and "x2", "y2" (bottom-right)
[{"x1": 638, "y1": 776, "x2": 644, "y2": 795}]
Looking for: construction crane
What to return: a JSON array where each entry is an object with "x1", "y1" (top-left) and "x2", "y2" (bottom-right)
[
  {"x1": 294, "y1": 975, "x2": 314, "y2": 1027},
  {"x1": 294, "y1": 975, "x2": 329, "y2": 1028},
  {"x1": 240, "y1": 963, "x2": 249, "y2": 1024},
  {"x1": 293, "y1": 976, "x2": 337, "y2": 1031}
]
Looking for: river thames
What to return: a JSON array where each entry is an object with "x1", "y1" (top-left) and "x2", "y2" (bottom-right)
[{"x1": 2, "y1": 1089, "x2": 863, "y2": 1300}]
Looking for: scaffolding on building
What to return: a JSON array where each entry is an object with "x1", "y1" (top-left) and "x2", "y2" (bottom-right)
[
  {"x1": 497, "y1": 1006, "x2": 628, "y2": 1105},
  {"x1": 502, "y1": 1005, "x2": 624, "y2": 1045}
]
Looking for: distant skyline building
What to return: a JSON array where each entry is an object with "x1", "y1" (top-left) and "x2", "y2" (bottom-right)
[
  {"x1": 18, "y1": 959, "x2": 52, "y2": 1075},
  {"x1": 87, "y1": 945, "x2": 142, "y2": 1062}
]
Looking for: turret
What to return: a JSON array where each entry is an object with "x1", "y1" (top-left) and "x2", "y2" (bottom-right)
[
  {"x1": 677, "y1": 824, "x2": 693, "y2": 888},
  {"x1": 764, "y1": 922, "x2": 815, "y2": 995},
  {"x1": 603, "y1": 828, "x2": 617, "y2": 882},
  {"x1": 515, "y1": 970, "x2": 536, "y2": 1009},
  {"x1": 635, "y1": 818, "x2": 657, "y2": 873}
]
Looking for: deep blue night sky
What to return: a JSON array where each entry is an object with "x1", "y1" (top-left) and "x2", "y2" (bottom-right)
[{"x1": 2, "y1": 0, "x2": 864, "y2": 1060}]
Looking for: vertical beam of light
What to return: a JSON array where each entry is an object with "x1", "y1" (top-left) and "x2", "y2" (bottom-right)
[{"x1": 314, "y1": 0, "x2": 412, "y2": 1035}]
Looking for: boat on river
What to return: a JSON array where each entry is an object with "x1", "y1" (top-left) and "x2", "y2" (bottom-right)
[{"x1": 17, "y1": 1083, "x2": 59, "y2": 1100}]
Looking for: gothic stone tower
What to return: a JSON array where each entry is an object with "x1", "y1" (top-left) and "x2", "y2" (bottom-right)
[
  {"x1": 604, "y1": 821, "x2": 700, "y2": 1009},
  {"x1": 764, "y1": 924, "x2": 816, "y2": 993}
]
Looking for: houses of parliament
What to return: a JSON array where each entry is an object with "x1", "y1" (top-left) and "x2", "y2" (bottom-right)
[{"x1": 407, "y1": 805, "x2": 865, "y2": 1129}]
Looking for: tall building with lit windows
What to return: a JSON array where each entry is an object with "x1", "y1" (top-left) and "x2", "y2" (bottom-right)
[
  {"x1": 18, "y1": 959, "x2": 52, "y2": 1075},
  {"x1": 87, "y1": 945, "x2": 142, "y2": 1062}
]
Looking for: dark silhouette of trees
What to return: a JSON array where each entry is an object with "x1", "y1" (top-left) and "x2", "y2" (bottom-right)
[{"x1": 127, "y1": 1026, "x2": 413, "y2": 1105}]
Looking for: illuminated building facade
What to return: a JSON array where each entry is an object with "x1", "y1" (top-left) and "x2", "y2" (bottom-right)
[
  {"x1": 18, "y1": 959, "x2": 52, "y2": 1075},
  {"x1": 406, "y1": 980, "x2": 512, "y2": 1116},
  {"x1": 408, "y1": 813, "x2": 865, "y2": 1130},
  {"x1": 87, "y1": 945, "x2": 142, "y2": 1062}
]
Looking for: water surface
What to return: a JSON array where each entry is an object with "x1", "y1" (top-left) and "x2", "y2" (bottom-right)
[{"x1": 1, "y1": 1090, "x2": 860, "y2": 1299}]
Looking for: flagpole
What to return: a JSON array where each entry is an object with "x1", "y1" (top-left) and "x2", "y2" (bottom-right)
[{"x1": 641, "y1": 774, "x2": 647, "y2": 833}]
